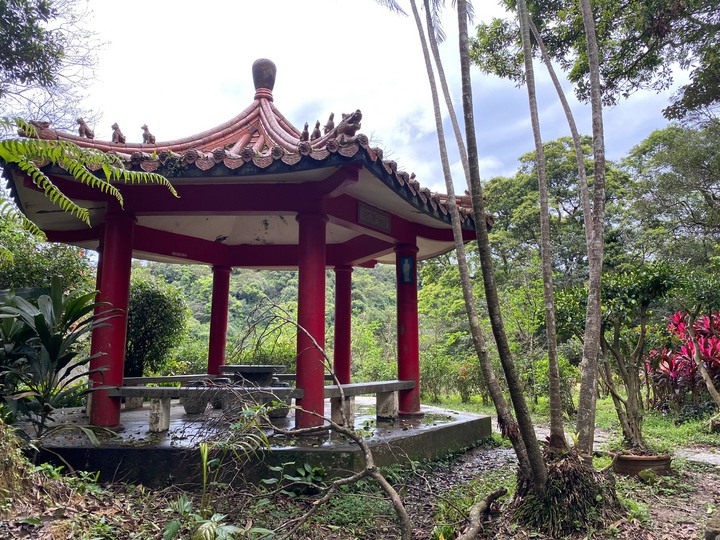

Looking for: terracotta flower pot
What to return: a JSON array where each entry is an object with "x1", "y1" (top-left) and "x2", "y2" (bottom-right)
[{"x1": 612, "y1": 453, "x2": 673, "y2": 476}]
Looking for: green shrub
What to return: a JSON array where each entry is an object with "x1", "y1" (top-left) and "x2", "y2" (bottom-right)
[
  {"x1": 420, "y1": 352, "x2": 454, "y2": 403},
  {"x1": 452, "y1": 360, "x2": 483, "y2": 403},
  {"x1": 124, "y1": 274, "x2": 188, "y2": 377},
  {"x1": 354, "y1": 355, "x2": 397, "y2": 382}
]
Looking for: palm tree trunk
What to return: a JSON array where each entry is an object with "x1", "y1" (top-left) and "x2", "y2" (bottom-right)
[
  {"x1": 515, "y1": 0, "x2": 566, "y2": 454},
  {"x1": 408, "y1": 0, "x2": 531, "y2": 474},
  {"x1": 575, "y1": 0, "x2": 608, "y2": 458},
  {"x1": 528, "y1": 19, "x2": 593, "y2": 247},
  {"x1": 530, "y1": 10, "x2": 604, "y2": 458},
  {"x1": 422, "y1": 0, "x2": 470, "y2": 180},
  {"x1": 457, "y1": 0, "x2": 547, "y2": 493}
]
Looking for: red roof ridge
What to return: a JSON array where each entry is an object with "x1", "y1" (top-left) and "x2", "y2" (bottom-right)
[
  {"x1": 28, "y1": 59, "x2": 356, "y2": 157},
  {"x1": 24, "y1": 58, "x2": 478, "y2": 225}
]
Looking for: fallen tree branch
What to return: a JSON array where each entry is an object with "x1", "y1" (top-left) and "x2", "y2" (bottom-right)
[
  {"x1": 272, "y1": 407, "x2": 413, "y2": 539},
  {"x1": 277, "y1": 469, "x2": 368, "y2": 539},
  {"x1": 457, "y1": 487, "x2": 508, "y2": 540},
  {"x1": 233, "y1": 301, "x2": 413, "y2": 539}
]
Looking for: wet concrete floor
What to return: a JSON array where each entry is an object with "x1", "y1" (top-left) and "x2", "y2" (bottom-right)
[{"x1": 34, "y1": 397, "x2": 492, "y2": 486}]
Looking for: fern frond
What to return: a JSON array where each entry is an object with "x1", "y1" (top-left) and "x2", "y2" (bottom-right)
[
  {"x1": 1, "y1": 117, "x2": 179, "y2": 231},
  {"x1": 0, "y1": 197, "x2": 45, "y2": 237},
  {"x1": 120, "y1": 169, "x2": 179, "y2": 197},
  {"x1": 15, "y1": 159, "x2": 90, "y2": 224},
  {"x1": 61, "y1": 159, "x2": 124, "y2": 202}
]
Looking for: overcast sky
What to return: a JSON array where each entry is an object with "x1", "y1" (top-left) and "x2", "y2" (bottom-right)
[{"x1": 82, "y1": 0, "x2": 682, "y2": 194}]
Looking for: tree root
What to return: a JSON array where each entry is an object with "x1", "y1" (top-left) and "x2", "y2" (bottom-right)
[
  {"x1": 512, "y1": 450, "x2": 621, "y2": 537},
  {"x1": 457, "y1": 487, "x2": 508, "y2": 540}
]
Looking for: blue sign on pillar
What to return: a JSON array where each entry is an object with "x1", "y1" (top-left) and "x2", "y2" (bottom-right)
[{"x1": 399, "y1": 255, "x2": 414, "y2": 284}]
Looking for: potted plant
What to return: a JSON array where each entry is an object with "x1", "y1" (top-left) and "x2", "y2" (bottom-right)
[
  {"x1": 557, "y1": 263, "x2": 677, "y2": 473},
  {"x1": 597, "y1": 263, "x2": 676, "y2": 475},
  {"x1": 605, "y1": 436, "x2": 673, "y2": 476}
]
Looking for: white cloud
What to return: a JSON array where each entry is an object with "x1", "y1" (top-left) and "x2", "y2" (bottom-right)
[{"x1": 81, "y1": 0, "x2": 679, "y2": 193}]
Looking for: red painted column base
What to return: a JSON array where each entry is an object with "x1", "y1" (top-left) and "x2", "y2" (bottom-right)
[{"x1": 89, "y1": 212, "x2": 135, "y2": 427}]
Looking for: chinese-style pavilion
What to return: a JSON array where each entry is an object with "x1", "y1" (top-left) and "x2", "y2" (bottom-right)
[{"x1": 6, "y1": 59, "x2": 478, "y2": 429}]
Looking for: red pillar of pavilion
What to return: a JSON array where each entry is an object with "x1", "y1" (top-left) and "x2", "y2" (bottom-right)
[
  {"x1": 295, "y1": 213, "x2": 328, "y2": 428},
  {"x1": 333, "y1": 265, "x2": 353, "y2": 384},
  {"x1": 208, "y1": 265, "x2": 231, "y2": 375},
  {"x1": 89, "y1": 211, "x2": 136, "y2": 427},
  {"x1": 395, "y1": 244, "x2": 422, "y2": 416}
]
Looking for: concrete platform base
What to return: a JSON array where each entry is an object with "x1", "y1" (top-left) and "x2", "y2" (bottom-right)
[{"x1": 34, "y1": 398, "x2": 491, "y2": 487}]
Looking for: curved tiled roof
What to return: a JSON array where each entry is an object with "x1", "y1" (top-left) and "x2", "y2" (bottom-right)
[{"x1": 30, "y1": 58, "x2": 476, "y2": 225}]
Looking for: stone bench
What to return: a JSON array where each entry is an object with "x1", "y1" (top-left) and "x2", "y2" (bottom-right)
[
  {"x1": 106, "y1": 385, "x2": 303, "y2": 433},
  {"x1": 274, "y1": 373, "x2": 334, "y2": 383},
  {"x1": 122, "y1": 374, "x2": 219, "y2": 385},
  {"x1": 323, "y1": 380, "x2": 416, "y2": 426},
  {"x1": 121, "y1": 375, "x2": 219, "y2": 409}
]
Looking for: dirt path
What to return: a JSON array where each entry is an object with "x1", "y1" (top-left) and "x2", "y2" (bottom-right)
[{"x1": 527, "y1": 421, "x2": 720, "y2": 467}]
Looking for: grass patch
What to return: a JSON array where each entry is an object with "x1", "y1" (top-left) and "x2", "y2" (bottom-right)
[
  {"x1": 425, "y1": 394, "x2": 497, "y2": 416},
  {"x1": 593, "y1": 395, "x2": 622, "y2": 432},
  {"x1": 643, "y1": 412, "x2": 720, "y2": 447},
  {"x1": 314, "y1": 487, "x2": 396, "y2": 536},
  {"x1": 595, "y1": 395, "x2": 720, "y2": 450},
  {"x1": 592, "y1": 453, "x2": 613, "y2": 470},
  {"x1": 433, "y1": 462, "x2": 517, "y2": 527},
  {"x1": 436, "y1": 391, "x2": 720, "y2": 454},
  {"x1": 429, "y1": 463, "x2": 517, "y2": 540}
]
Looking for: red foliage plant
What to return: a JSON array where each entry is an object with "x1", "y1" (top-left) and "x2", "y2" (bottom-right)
[{"x1": 646, "y1": 311, "x2": 720, "y2": 414}]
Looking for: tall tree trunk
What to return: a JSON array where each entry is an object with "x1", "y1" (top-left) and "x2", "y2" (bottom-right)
[
  {"x1": 408, "y1": 0, "x2": 531, "y2": 474},
  {"x1": 575, "y1": 0, "x2": 608, "y2": 458},
  {"x1": 530, "y1": 10, "x2": 603, "y2": 456},
  {"x1": 422, "y1": 0, "x2": 470, "y2": 181},
  {"x1": 515, "y1": 0, "x2": 566, "y2": 454},
  {"x1": 457, "y1": 0, "x2": 547, "y2": 494},
  {"x1": 528, "y1": 19, "x2": 593, "y2": 251}
]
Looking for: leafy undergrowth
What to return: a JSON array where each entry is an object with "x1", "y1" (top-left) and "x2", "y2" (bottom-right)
[
  {"x1": 486, "y1": 461, "x2": 720, "y2": 539},
  {"x1": 1, "y1": 427, "x2": 718, "y2": 539}
]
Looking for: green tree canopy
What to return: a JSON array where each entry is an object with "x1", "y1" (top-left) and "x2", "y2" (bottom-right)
[
  {"x1": 0, "y1": 218, "x2": 93, "y2": 292},
  {"x1": 471, "y1": 0, "x2": 720, "y2": 119},
  {"x1": 124, "y1": 274, "x2": 188, "y2": 377},
  {"x1": 485, "y1": 137, "x2": 631, "y2": 285},
  {"x1": 0, "y1": 0, "x2": 63, "y2": 90},
  {"x1": 623, "y1": 120, "x2": 720, "y2": 265},
  {"x1": 0, "y1": 0, "x2": 101, "y2": 128}
]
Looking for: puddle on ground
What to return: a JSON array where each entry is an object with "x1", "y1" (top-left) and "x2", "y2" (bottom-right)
[{"x1": 265, "y1": 411, "x2": 459, "y2": 448}]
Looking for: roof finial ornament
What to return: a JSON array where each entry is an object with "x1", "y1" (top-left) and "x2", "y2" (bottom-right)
[
  {"x1": 77, "y1": 118, "x2": 94, "y2": 139},
  {"x1": 310, "y1": 120, "x2": 321, "y2": 141},
  {"x1": 336, "y1": 109, "x2": 362, "y2": 139},
  {"x1": 323, "y1": 113, "x2": 335, "y2": 135},
  {"x1": 141, "y1": 124, "x2": 156, "y2": 144},
  {"x1": 252, "y1": 58, "x2": 276, "y2": 101},
  {"x1": 111, "y1": 123, "x2": 126, "y2": 144},
  {"x1": 300, "y1": 122, "x2": 309, "y2": 142}
]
